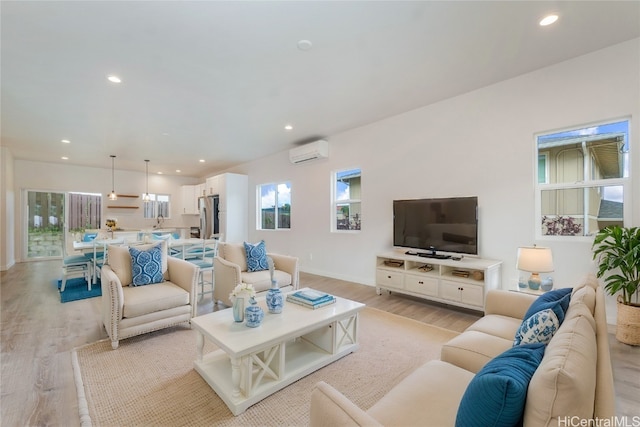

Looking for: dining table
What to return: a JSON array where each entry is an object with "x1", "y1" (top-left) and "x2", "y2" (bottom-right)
[{"x1": 73, "y1": 238, "x2": 126, "y2": 284}]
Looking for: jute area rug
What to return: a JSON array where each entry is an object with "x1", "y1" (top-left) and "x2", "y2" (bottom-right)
[{"x1": 73, "y1": 307, "x2": 458, "y2": 426}]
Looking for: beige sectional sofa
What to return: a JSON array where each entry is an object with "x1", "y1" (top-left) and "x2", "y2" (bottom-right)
[{"x1": 310, "y1": 274, "x2": 615, "y2": 426}]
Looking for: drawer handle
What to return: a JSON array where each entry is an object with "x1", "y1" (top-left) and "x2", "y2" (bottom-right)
[
  {"x1": 387, "y1": 275, "x2": 391, "y2": 279},
  {"x1": 418, "y1": 281, "x2": 424, "y2": 284}
]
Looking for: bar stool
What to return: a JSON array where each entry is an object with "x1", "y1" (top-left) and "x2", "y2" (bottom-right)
[{"x1": 186, "y1": 238, "x2": 219, "y2": 300}]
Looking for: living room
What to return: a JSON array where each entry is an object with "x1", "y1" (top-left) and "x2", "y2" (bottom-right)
[
  {"x1": 3, "y1": 37, "x2": 639, "y2": 317},
  {"x1": 1, "y1": 1, "x2": 639, "y2": 425}
]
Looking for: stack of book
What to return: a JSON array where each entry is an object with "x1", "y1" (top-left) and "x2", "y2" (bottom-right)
[{"x1": 286, "y1": 289, "x2": 336, "y2": 309}]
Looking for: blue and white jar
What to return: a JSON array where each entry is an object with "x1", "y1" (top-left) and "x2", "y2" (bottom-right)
[
  {"x1": 245, "y1": 297, "x2": 264, "y2": 328},
  {"x1": 266, "y1": 280, "x2": 284, "y2": 314}
]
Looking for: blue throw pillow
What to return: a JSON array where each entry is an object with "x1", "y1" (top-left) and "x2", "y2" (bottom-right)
[
  {"x1": 129, "y1": 245, "x2": 164, "y2": 286},
  {"x1": 244, "y1": 241, "x2": 269, "y2": 272},
  {"x1": 514, "y1": 308, "x2": 560, "y2": 346},
  {"x1": 455, "y1": 343, "x2": 546, "y2": 427},
  {"x1": 523, "y1": 287, "x2": 572, "y2": 325}
]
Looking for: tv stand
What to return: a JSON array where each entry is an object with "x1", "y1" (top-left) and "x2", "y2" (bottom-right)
[{"x1": 376, "y1": 251, "x2": 502, "y2": 312}]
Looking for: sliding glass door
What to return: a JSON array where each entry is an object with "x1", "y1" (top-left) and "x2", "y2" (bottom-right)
[
  {"x1": 24, "y1": 191, "x2": 104, "y2": 260},
  {"x1": 25, "y1": 190, "x2": 65, "y2": 259}
]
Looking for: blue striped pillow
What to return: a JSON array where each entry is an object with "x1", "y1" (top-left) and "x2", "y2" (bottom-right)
[{"x1": 455, "y1": 343, "x2": 546, "y2": 427}]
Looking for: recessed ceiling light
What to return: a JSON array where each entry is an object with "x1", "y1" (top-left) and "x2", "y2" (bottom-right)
[
  {"x1": 157, "y1": 171, "x2": 163, "y2": 175},
  {"x1": 176, "y1": 169, "x2": 181, "y2": 173},
  {"x1": 199, "y1": 159, "x2": 205, "y2": 163},
  {"x1": 539, "y1": 14, "x2": 558, "y2": 26},
  {"x1": 297, "y1": 39, "x2": 313, "y2": 51},
  {"x1": 107, "y1": 75, "x2": 122, "y2": 83},
  {"x1": 61, "y1": 156, "x2": 69, "y2": 160},
  {"x1": 61, "y1": 139, "x2": 70, "y2": 144},
  {"x1": 284, "y1": 124, "x2": 293, "y2": 131}
]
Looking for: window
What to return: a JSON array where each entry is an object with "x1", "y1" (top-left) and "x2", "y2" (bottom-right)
[
  {"x1": 332, "y1": 168, "x2": 361, "y2": 231},
  {"x1": 535, "y1": 119, "x2": 629, "y2": 238},
  {"x1": 68, "y1": 192, "x2": 102, "y2": 231},
  {"x1": 143, "y1": 194, "x2": 171, "y2": 220},
  {"x1": 257, "y1": 182, "x2": 291, "y2": 230}
]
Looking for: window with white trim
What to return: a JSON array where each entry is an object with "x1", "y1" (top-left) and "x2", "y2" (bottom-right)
[
  {"x1": 332, "y1": 168, "x2": 361, "y2": 231},
  {"x1": 535, "y1": 119, "x2": 629, "y2": 238},
  {"x1": 257, "y1": 182, "x2": 291, "y2": 230},
  {"x1": 143, "y1": 194, "x2": 171, "y2": 220}
]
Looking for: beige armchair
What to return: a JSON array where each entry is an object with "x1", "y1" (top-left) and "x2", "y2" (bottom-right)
[
  {"x1": 213, "y1": 242, "x2": 299, "y2": 306},
  {"x1": 100, "y1": 242, "x2": 199, "y2": 349}
]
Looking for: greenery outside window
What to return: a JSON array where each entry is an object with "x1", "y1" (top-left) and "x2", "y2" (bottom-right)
[
  {"x1": 143, "y1": 194, "x2": 171, "y2": 220},
  {"x1": 258, "y1": 182, "x2": 291, "y2": 230},
  {"x1": 332, "y1": 168, "x2": 361, "y2": 231},
  {"x1": 535, "y1": 119, "x2": 629, "y2": 238}
]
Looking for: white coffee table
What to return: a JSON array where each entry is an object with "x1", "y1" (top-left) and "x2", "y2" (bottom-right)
[{"x1": 191, "y1": 292, "x2": 365, "y2": 415}]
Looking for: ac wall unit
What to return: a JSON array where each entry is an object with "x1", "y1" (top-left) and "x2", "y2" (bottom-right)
[{"x1": 289, "y1": 140, "x2": 329, "y2": 164}]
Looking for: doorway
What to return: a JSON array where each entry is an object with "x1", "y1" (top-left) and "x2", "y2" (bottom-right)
[{"x1": 25, "y1": 190, "x2": 65, "y2": 259}]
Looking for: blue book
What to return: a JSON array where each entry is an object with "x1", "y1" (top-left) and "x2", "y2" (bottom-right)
[
  {"x1": 287, "y1": 293, "x2": 335, "y2": 306},
  {"x1": 291, "y1": 289, "x2": 332, "y2": 302},
  {"x1": 286, "y1": 294, "x2": 336, "y2": 309}
]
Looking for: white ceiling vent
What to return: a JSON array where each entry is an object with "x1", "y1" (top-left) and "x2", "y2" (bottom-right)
[{"x1": 289, "y1": 140, "x2": 329, "y2": 164}]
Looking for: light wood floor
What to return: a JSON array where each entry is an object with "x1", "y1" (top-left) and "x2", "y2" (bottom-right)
[{"x1": 1, "y1": 260, "x2": 638, "y2": 426}]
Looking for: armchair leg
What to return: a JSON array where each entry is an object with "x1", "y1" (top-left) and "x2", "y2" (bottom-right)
[{"x1": 111, "y1": 340, "x2": 119, "y2": 350}]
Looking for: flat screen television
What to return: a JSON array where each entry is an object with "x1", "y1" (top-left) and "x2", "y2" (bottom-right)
[{"x1": 393, "y1": 197, "x2": 478, "y2": 256}]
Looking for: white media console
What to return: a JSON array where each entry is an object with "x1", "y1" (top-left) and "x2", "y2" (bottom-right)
[{"x1": 375, "y1": 251, "x2": 502, "y2": 312}]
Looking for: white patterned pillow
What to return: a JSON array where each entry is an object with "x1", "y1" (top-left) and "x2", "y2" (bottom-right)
[{"x1": 514, "y1": 308, "x2": 560, "y2": 346}]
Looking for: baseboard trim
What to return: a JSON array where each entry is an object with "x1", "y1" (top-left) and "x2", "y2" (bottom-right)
[
  {"x1": 1, "y1": 259, "x2": 16, "y2": 271},
  {"x1": 299, "y1": 267, "x2": 375, "y2": 287}
]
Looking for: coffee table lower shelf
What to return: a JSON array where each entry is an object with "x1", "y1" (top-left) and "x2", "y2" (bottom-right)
[{"x1": 194, "y1": 337, "x2": 359, "y2": 415}]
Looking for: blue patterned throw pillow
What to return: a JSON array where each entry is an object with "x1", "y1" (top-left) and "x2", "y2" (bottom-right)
[
  {"x1": 244, "y1": 241, "x2": 269, "y2": 272},
  {"x1": 523, "y1": 287, "x2": 572, "y2": 325},
  {"x1": 514, "y1": 308, "x2": 560, "y2": 346},
  {"x1": 455, "y1": 343, "x2": 546, "y2": 427},
  {"x1": 129, "y1": 245, "x2": 164, "y2": 286}
]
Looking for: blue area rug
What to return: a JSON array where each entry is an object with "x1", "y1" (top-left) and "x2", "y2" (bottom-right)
[{"x1": 56, "y1": 277, "x2": 101, "y2": 303}]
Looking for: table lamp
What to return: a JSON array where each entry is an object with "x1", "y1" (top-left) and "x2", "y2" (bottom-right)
[{"x1": 517, "y1": 245, "x2": 554, "y2": 290}]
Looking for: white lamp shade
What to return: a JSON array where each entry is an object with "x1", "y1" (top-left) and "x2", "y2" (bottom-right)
[{"x1": 517, "y1": 246, "x2": 554, "y2": 273}]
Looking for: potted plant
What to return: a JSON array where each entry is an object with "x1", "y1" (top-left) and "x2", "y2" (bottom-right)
[{"x1": 592, "y1": 226, "x2": 640, "y2": 345}]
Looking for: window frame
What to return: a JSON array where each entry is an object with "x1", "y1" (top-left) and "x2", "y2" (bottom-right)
[
  {"x1": 331, "y1": 168, "x2": 362, "y2": 233},
  {"x1": 142, "y1": 193, "x2": 172, "y2": 220},
  {"x1": 534, "y1": 118, "x2": 630, "y2": 241},
  {"x1": 256, "y1": 181, "x2": 291, "y2": 231}
]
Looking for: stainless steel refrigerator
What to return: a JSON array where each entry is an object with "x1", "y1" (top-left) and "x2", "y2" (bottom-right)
[{"x1": 198, "y1": 195, "x2": 219, "y2": 239}]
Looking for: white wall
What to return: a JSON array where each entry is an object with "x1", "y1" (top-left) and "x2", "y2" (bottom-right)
[
  {"x1": 226, "y1": 39, "x2": 639, "y2": 324},
  {"x1": 12, "y1": 161, "x2": 200, "y2": 261},
  {"x1": 1, "y1": 147, "x2": 16, "y2": 270}
]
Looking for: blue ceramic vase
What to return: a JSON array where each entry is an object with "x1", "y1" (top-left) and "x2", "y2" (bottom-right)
[
  {"x1": 245, "y1": 297, "x2": 264, "y2": 328},
  {"x1": 541, "y1": 277, "x2": 554, "y2": 292},
  {"x1": 266, "y1": 280, "x2": 284, "y2": 314}
]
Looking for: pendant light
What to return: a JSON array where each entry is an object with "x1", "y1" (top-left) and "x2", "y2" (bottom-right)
[
  {"x1": 143, "y1": 159, "x2": 151, "y2": 202},
  {"x1": 108, "y1": 155, "x2": 117, "y2": 201}
]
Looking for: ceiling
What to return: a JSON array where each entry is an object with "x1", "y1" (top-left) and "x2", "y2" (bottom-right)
[{"x1": 2, "y1": 1, "x2": 639, "y2": 178}]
